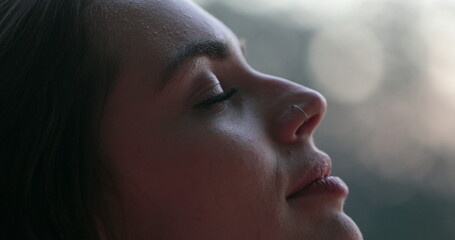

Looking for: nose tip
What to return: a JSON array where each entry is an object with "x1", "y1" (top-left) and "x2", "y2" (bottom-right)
[{"x1": 274, "y1": 89, "x2": 327, "y2": 143}]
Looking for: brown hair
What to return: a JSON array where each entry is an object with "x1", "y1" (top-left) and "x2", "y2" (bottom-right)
[{"x1": 0, "y1": 0, "x2": 117, "y2": 239}]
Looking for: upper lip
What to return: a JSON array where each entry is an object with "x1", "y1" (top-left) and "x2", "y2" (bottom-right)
[{"x1": 286, "y1": 152, "x2": 332, "y2": 199}]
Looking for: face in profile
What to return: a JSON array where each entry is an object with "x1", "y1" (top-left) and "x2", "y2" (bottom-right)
[{"x1": 99, "y1": 0, "x2": 363, "y2": 239}]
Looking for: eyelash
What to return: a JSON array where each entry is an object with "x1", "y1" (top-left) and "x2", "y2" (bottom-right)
[{"x1": 193, "y1": 87, "x2": 239, "y2": 109}]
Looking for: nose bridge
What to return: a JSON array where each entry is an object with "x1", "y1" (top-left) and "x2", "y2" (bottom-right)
[{"x1": 254, "y1": 74, "x2": 327, "y2": 144}]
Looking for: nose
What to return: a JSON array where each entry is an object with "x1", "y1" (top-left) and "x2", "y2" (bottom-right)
[{"x1": 262, "y1": 76, "x2": 327, "y2": 144}]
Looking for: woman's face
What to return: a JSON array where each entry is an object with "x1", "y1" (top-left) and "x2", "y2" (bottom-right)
[{"x1": 100, "y1": 0, "x2": 362, "y2": 239}]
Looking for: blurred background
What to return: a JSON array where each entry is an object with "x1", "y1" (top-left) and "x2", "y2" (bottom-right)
[{"x1": 194, "y1": 0, "x2": 455, "y2": 239}]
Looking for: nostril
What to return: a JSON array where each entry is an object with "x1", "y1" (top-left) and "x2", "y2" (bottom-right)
[
  {"x1": 295, "y1": 113, "x2": 322, "y2": 136},
  {"x1": 291, "y1": 105, "x2": 309, "y2": 123},
  {"x1": 273, "y1": 90, "x2": 327, "y2": 143}
]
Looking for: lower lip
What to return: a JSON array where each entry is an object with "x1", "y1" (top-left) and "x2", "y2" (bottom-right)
[{"x1": 290, "y1": 176, "x2": 349, "y2": 198}]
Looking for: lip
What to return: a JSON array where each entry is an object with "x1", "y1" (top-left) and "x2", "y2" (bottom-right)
[
  {"x1": 288, "y1": 176, "x2": 349, "y2": 198},
  {"x1": 286, "y1": 153, "x2": 348, "y2": 199}
]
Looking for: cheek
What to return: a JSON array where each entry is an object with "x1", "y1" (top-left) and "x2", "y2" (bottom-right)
[
  {"x1": 157, "y1": 119, "x2": 278, "y2": 207},
  {"x1": 154, "y1": 122, "x2": 286, "y2": 237},
  {"x1": 111, "y1": 114, "x2": 287, "y2": 237}
]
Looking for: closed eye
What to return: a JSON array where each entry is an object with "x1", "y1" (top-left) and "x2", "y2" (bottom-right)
[{"x1": 193, "y1": 87, "x2": 239, "y2": 109}]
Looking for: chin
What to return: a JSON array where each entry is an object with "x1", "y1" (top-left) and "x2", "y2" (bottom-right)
[
  {"x1": 294, "y1": 210, "x2": 362, "y2": 240},
  {"x1": 320, "y1": 211, "x2": 363, "y2": 240}
]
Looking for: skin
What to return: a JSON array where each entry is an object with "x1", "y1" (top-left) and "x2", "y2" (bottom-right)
[{"x1": 99, "y1": 0, "x2": 363, "y2": 239}]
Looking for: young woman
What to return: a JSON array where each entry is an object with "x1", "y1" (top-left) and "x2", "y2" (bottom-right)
[{"x1": 0, "y1": 0, "x2": 363, "y2": 239}]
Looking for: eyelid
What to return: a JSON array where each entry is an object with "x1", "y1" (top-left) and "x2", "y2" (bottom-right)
[
  {"x1": 188, "y1": 73, "x2": 221, "y2": 98},
  {"x1": 193, "y1": 87, "x2": 238, "y2": 109},
  {"x1": 191, "y1": 82, "x2": 223, "y2": 106}
]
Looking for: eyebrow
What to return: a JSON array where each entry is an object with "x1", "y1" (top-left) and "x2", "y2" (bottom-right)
[{"x1": 161, "y1": 39, "x2": 230, "y2": 88}]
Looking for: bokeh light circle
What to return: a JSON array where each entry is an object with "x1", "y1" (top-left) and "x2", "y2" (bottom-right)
[
  {"x1": 308, "y1": 25, "x2": 384, "y2": 104},
  {"x1": 419, "y1": 7, "x2": 455, "y2": 106}
]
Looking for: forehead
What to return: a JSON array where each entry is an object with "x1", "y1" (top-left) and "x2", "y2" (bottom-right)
[{"x1": 102, "y1": 0, "x2": 235, "y2": 63}]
